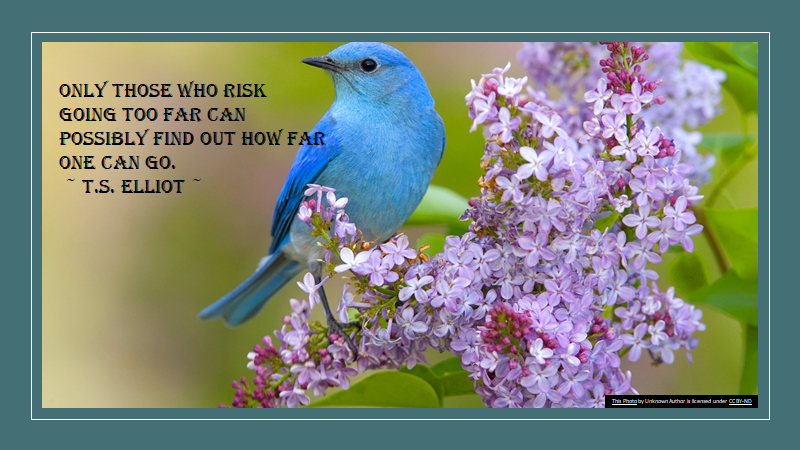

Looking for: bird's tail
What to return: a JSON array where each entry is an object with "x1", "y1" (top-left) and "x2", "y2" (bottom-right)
[{"x1": 199, "y1": 252, "x2": 302, "y2": 326}]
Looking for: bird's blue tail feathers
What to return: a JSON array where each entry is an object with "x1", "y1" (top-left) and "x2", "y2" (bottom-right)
[{"x1": 199, "y1": 252, "x2": 301, "y2": 326}]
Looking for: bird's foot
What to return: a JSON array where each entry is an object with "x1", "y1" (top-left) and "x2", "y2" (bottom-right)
[{"x1": 326, "y1": 315, "x2": 360, "y2": 360}]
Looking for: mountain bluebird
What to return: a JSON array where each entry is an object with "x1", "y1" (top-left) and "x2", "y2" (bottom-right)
[{"x1": 200, "y1": 42, "x2": 445, "y2": 353}]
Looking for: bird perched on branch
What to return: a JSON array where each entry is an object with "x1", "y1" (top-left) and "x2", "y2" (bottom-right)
[{"x1": 200, "y1": 42, "x2": 445, "y2": 354}]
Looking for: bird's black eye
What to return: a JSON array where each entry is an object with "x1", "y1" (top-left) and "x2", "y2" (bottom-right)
[{"x1": 360, "y1": 58, "x2": 378, "y2": 73}]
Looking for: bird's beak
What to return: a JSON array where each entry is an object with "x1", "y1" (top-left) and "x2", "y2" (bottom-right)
[{"x1": 302, "y1": 55, "x2": 343, "y2": 72}]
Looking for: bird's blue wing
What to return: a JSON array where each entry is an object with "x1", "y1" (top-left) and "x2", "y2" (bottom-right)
[
  {"x1": 269, "y1": 112, "x2": 339, "y2": 254},
  {"x1": 436, "y1": 114, "x2": 446, "y2": 166}
]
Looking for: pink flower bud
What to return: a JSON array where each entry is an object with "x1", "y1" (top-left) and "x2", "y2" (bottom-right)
[
  {"x1": 594, "y1": 315, "x2": 605, "y2": 324},
  {"x1": 655, "y1": 95, "x2": 666, "y2": 105},
  {"x1": 484, "y1": 78, "x2": 499, "y2": 95}
]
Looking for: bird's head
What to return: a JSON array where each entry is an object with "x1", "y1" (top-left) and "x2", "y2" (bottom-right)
[{"x1": 302, "y1": 42, "x2": 433, "y2": 108}]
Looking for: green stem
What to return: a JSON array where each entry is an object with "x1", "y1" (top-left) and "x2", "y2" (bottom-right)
[
  {"x1": 372, "y1": 285, "x2": 397, "y2": 298},
  {"x1": 697, "y1": 111, "x2": 756, "y2": 274},
  {"x1": 268, "y1": 371, "x2": 292, "y2": 392},
  {"x1": 695, "y1": 208, "x2": 730, "y2": 274},
  {"x1": 626, "y1": 115, "x2": 633, "y2": 141},
  {"x1": 320, "y1": 230, "x2": 342, "y2": 259}
]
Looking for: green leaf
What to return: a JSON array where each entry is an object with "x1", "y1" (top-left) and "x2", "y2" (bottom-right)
[
  {"x1": 400, "y1": 364, "x2": 445, "y2": 407},
  {"x1": 740, "y1": 325, "x2": 758, "y2": 395},
  {"x1": 689, "y1": 271, "x2": 758, "y2": 326},
  {"x1": 310, "y1": 371, "x2": 441, "y2": 408},
  {"x1": 685, "y1": 43, "x2": 758, "y2": 115},
  {"x1": 431, "y1": 356, "x2": 464, "y2": 377},
  {"x1": 594, "y1": 211, "x2": 620, "y2": 232},
  {"x1": 700, "y1": 133, "x2": 745, "y2": 152},
  {"x1": 729, "y1": 42, "x2": 758, "y2": 73},
  {"x1": 407, "y1": 185, "x2": 470, "y2": 231},
  {"x1": 431, "y1": 357, "x2": 475, "y2": 397},
  {"x1": 417, "y1": 233, "x2": 447, "y2": 256},
  {"x1": 720, "y1": 62, "x2": 759, "y2": 115},
  {"x1": 699, "y1": 133, "x2": 754, "y2": 167},
  {"x1": 668, "y1": 252, "x2": 709, "y2": 296},
  {"x1": 705, "y1": 207, "x2": 758, "y2": 280},
  {"x1": 685, "y1": 42, "x2": 740, "y2": 68}
]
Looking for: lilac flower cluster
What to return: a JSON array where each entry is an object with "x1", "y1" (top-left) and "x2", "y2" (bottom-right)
[
  {"x1": 223, "y1": 42, "x2": 707, "y2": 409},
  {"x1": 222, "y1": 186, "x2": 448, "y2": 408},
  {"x1": 459, "y1": 41, "x2": 705, "y2": 407},
  {"x1": 517, "y1": 42, "x2": 724, "y2": 186}
]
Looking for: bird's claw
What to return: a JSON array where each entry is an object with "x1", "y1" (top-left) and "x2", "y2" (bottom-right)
[{"x1": 326, "y1": 315, "x2": 359, "y2": 359}]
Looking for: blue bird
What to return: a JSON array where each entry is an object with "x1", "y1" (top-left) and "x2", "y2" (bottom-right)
[{"x1": 200, "y1": 42, "x2": 445, "y2": 352}]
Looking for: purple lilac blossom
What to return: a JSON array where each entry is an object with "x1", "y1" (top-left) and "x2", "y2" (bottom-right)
[
  {"x1": 224, "y1": 42, "x2": 706, "y2": 409},
  {"x1": 517, "y1": 41, "x2": 724, "y2": 187}
]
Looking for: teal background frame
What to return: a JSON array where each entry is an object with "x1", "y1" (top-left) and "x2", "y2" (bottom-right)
[{"x1": 5, "y1": 0, "x2": 780, "y2": 443}]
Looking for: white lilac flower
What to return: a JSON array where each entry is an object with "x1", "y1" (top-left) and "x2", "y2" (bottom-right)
[
  {"x1": 518, "y1": 146, "x2": 555, "y2": 182},
  {"x1": 296, "y1": 272, "x2": 327, "y2": 309},
  {"x1": 395, "y1": 307, "x2": 429, "y2": 339},
  {"x1": 601, "y1": 113, "x2": 628, "y2": 142},
  {"x1": 489, "y1": 107, "x2": 521, "y2": 144},
  {"x1": 620, "y1": 81, "x2": 653, "y2": 114},
  {"x1": 584, "y1": 78, "x2": 613, "y2": 115},
  {"x1": 334, "y1": 247, "x2": 370, "y2": 273}
]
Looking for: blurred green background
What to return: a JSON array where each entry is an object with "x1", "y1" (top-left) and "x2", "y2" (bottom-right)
[{"x1": 41, "y1": 42, "x2": 757, "y2": 407}]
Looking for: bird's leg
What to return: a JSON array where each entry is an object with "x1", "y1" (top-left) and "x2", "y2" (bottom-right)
[{"x1": 315, "y1": 274, "x2": 359, "y2": 358}]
